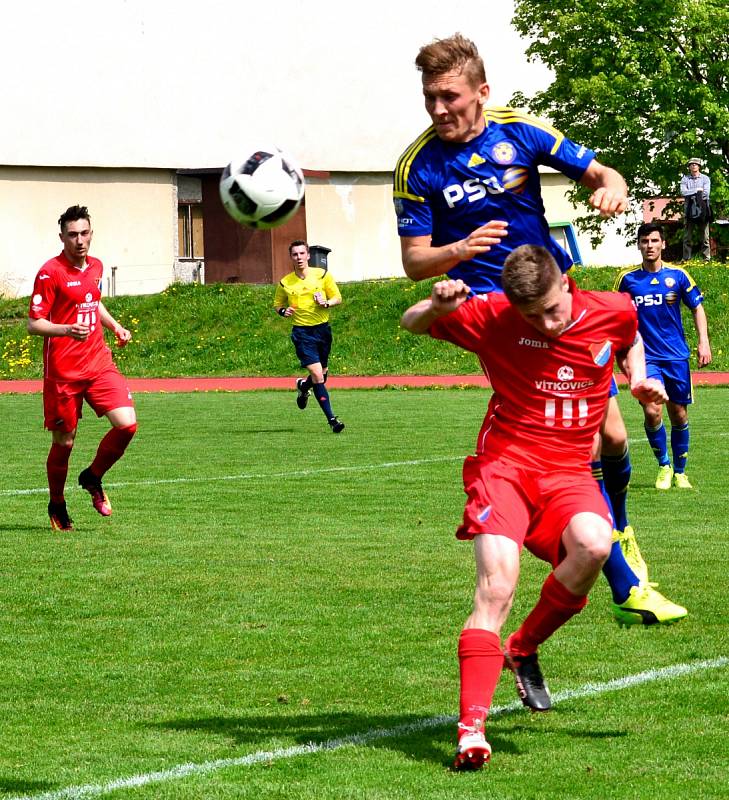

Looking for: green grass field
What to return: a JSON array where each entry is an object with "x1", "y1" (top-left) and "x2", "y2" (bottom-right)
[{"x1": 2, "y1": 388, "x2": 728, "y2": 799}]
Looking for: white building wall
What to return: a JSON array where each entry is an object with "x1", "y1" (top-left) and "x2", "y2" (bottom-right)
[
  {"x1": 0, "y1": 1, "x2": 636, "y2": 293},
  {"x1": 1, "y1": 1, "x2": 549, "y2": 171},
  {"x1": 0, "y1": 167, "x2": 177, "y2": 297}
]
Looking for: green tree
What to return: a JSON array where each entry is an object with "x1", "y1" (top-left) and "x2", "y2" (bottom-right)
[{"x1": 511, "y1": 0, "x2": 729, "y2": 243}]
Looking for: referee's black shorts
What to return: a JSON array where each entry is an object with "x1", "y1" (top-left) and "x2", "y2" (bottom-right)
[{"x1": 291, "y1": 322, "x2": 332, "y2": 368}]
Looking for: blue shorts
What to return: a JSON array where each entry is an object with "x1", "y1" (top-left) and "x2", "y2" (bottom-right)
[
  {"x1": 291, "y1": 322, "x2": 332, "y2": 368},
  {"x1": 646, "y1": 359, "x2": 692, "y2": 405}
]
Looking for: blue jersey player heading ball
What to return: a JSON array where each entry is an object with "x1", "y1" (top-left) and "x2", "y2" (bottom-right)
[
  {"x1": 394, "y1": 33, "x2": 628, "y2": 294},
  {"x1": 393, "y1": 34, "x2": 688, "y2": 770}
]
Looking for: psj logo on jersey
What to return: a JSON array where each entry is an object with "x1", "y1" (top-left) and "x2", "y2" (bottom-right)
[
  {"x1": 635, "y1": 294, "x2": 664, "y2": 307},
  {"x1": 443, "y1": 177, "x2": 504, "y2": 208}
]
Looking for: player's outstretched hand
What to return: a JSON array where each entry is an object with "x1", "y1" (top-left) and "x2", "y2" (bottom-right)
[
  {"x1": 431, "y1": 279, "x2": 471, "y2": 314},
  {"x1": 115, "y1": 327, "x2": 132, "y2": 348},
  {"x1": 455, "y1": 220, "x2": 509, "y2": 261},
  {"x1": 588, "y1": 186, "x2": 628, "y2": 218},
  {"x1": 630, "y1": 378, "x2": 668, "y2": 405}
]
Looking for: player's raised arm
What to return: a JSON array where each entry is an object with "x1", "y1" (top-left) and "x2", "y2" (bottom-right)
[
  {"x1": 400, "y1": 279, "x2": 471, "y2": 334},
  {"x1": 400, "y1": 220, "x2": 509, "y2": 282},
  {"x1": 580, "y1": 160, "x2": 629, "y2": 218}
]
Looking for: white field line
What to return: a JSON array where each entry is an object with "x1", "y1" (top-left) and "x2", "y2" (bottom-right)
[
  {"x1": 5, "y1": 434, "x2": 728, "y2": 497},
  {"x1": 7, "y1": 657, "x2": 728, "y2": 800},
  {"x1": 0, "y1": 455, "x2": 465, "y2": 497}
]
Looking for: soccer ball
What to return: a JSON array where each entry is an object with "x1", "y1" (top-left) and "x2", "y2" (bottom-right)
[{"x1": 219, "y1": 145, "x2": 305, "y2": 230}]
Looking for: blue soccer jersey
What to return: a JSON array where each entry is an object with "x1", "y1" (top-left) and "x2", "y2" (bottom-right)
[
  {"x1": 614, "y1": 264, "x2": 704, "y2": 360},
  {"x1": 393, "y1": 107, "x2": 596, "y2": 293}
]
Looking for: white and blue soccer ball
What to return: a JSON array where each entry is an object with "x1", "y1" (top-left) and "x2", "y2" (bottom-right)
[{"x1": 219, "y1": 145, "x2": 305, "y2": 230}]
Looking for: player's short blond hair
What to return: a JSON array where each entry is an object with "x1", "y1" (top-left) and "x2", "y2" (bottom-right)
[
  {"x1": 415, "y1": 33, "x2": 486, "y2": 88},
  {"x1": 502, "y1": 245, "x2": 561, "y2": 306}
]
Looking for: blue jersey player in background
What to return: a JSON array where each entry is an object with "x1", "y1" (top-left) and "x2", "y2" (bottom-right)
[
  {"x1": 615, "y1": 223, "x2": 711, "y2": 490},
  {"x1": 392, "y1": 35, "x2": 687, "y2": 746}
]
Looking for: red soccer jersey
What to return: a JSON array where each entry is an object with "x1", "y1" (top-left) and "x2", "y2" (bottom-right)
[
  {"x1": 429, "y1": 280, "x2": 638, "y2": 470},
  {"x1": 29, "y1": 253, "x2": 114, "y2": 381}
]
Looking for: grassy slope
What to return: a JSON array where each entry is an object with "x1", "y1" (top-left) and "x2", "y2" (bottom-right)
[{"x1": 1, "y1": 264, "x2": 728, "y2": 379}]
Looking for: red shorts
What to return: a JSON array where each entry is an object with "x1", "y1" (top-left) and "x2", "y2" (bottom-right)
[
  {"x1": 456, "y1": 454, "x2": 612, "y2": 567},
  {"x1": 43, "y1": 367, "x2": 134, "y2": 432}
]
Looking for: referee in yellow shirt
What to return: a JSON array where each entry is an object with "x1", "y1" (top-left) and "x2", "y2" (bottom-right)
[{"x1": 274, "y1": 240, "x2": 345, "y2": 433}]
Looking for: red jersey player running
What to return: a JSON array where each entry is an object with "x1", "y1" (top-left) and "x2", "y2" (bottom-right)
[
  {"x1": 401, "y1": 245, "x2": 667, "y2": 770},
  {"x1": 28, "y1": 205, "x2": 138, "y2": 531}
]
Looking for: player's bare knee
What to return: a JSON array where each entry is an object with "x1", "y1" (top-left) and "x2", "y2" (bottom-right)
[
  {"x1": 565, "y1": 515, "x2": 612, "y2": 566},
  {"x1": 581, "y1": 526, "x2": 612, "y2": 566},
  {"x1": 474, "y1": 575, "x2": 515, "y2": 616},
  {"x1": 52, "y1": 430, "x2": 76, "y2": 448}
]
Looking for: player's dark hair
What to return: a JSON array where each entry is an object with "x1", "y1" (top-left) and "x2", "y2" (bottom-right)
[
  {"x1": 58, "y1": 205, "x2": 91, "y2": 231},
  {"x1": 502, "y1": 245, "x2": 561, "y2": 306},
  {"x1": 288, "y1": 239, "x2": 309, "y2": 255},
  {"x1": 415, "y1": 33, "x2": 486, "y2": 88},
  {"x1": 637, "y1": 222, "x2": 664, "y2": 241}
]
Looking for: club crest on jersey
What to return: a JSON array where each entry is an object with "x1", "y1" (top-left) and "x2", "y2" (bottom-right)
[
  {"x1": 664, "y1": 277, "x2": 676, "y2": 288},
  {"x1": 491, "y1": 141, "x2": 516, "y2": 164},
  {"x1": 477, "y1": 505, "x2": 492, "y2": 522},
  {"x1": 589, "y1": 340, "x2": 612, "y2": 366}
]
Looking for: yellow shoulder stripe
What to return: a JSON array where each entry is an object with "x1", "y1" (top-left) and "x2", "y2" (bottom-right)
[
  {"x1": 394, "y1": 127, "x2": 438, "y2": 195},
  {"x1": 613, "y1": 266, "x2": 640, "y2": 291},
  {"x1": 485, "y1": 107, "x2": 565, "y2": 155}
]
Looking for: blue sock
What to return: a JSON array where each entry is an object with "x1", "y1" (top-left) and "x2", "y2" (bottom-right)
[
  {"x1": 592, "y1": 460, "x2": 638, "y2": 603},
  {"x1": 644, "y1": 422, "x2": 670, "y2": 466},
  {"x1": 602, "y1": 448, "x2": 631, "y2": 533},
  {"x1": 591, "y1": 460, "x2": 612, "y2": 518},
  {"x1": 602, "y1": 540, "x2": 639, "y2": 603},
  {"x1": 313, "y1": 382, "x2": 334, "y2": 420},
  {"x1": 671, "y1": 423, "x2": 690, "y2": 473}
]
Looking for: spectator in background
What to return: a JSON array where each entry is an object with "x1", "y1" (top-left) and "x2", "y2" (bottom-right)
[{"x1": 680, "y1": 158, "x2": 711, "y2": 261}]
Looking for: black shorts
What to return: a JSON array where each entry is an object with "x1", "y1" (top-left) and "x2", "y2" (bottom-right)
[{"x1": 291, "y1": 322, "x2": 332, "y2": 368}]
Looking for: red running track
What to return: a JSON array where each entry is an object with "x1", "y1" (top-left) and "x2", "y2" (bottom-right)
[{"x1": 2, "y1": 373, "x2": 728, "y2": 393}]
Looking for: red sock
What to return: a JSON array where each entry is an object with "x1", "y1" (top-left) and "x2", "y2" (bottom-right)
[
  {"x1": 47, "y1": 442, "x2": 73, "y2": 502},
  {"x1": 90, "y1": 424, "x2": 137, "y2": 478},
  {"x1": 458, "y1": 628, "x2": 502, "y2": 738},
  {"x1": 507, "y1": 572, "x2": 588, "y2": 657}
]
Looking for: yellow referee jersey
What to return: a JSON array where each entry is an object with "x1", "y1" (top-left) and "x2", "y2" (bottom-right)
[{"x1": 274, "y1": 268, "x2": 341, "y2": 326}]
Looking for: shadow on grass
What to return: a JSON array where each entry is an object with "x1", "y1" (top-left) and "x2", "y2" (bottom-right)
[
  {"x1": 0, "y1": 524, "x2": 52, "y2": 534},
  {"x1": 147, "y1": 709, "x2": 621, "y2": 768},
  {"x1": 0, "y1": 778, "x2": 54, "y2": 795}
]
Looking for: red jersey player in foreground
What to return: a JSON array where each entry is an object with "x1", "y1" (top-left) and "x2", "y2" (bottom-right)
[
  {"x1": 401, "y1": 245, "x2": 668, "y2": 770},
  {"x1": 28, "y1": 205, "x2": 138, "y2": 531}
]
